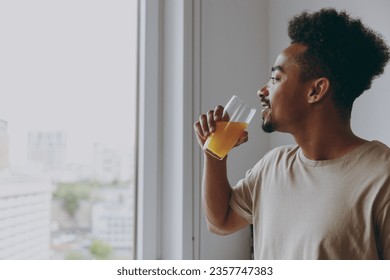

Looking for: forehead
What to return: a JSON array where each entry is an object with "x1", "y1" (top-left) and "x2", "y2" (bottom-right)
[{"x1": 273, "y1": 43, "x2": 307, "y2": 73}]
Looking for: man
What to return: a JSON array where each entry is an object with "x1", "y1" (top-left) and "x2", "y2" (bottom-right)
[{"x1": 194, "y1": 8, "x2": 390, "y2": 259}]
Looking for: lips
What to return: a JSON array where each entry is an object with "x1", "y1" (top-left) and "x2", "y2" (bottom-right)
[{"x1": 260, "y1": 99, "x2": 271, "y2": 115}]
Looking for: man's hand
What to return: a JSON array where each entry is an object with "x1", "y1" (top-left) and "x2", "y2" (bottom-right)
[{"x1": 193, "y1": 105, "x2": 249, "y2": 149}]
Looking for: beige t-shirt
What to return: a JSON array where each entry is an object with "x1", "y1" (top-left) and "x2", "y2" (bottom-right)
[{"x1": 230, "y1": 140, "x2": 390, "y2": 259}]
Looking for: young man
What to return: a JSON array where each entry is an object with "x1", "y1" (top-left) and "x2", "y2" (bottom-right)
[{"x1": 194, "y1": 8, "x2": 390, "y2": 259}]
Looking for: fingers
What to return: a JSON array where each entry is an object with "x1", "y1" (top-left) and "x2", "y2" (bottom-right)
[
  {"x1": 207, "y1": 110, "x2": 216, "y2": 133},
  {"x1": 193, "y1": 105, "x2": 224, "y2": 142},
  {"x1": 222, "y1": 110, "x2": 230, "y2": 122},
  {"x1": 193, "y1": 115, "x2": 208, "y2": 141},
  {"x1": 234, "y1": 131, "x2": 249, "y2": 147},
  {"x1": 214, "y1": 105, "x2": 224, "y2": 122},
  {"x1": 193, "y1": 121, "x2": 206, "y2": 147},
  {"x1": 194, "y1": 107, "x2": 250, "y2": 150}
]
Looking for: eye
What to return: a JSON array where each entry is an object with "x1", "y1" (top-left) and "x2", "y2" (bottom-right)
[{"x1": 269, "y1": 76, "x2": 281, "y2": 85}]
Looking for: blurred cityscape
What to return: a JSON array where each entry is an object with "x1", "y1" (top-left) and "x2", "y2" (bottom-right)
[{"x1": 0, "y1": 119, "x2": 136, "y2": 259}]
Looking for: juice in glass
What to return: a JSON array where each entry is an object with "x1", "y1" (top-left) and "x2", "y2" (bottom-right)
[
  {"x1": 204, "y1": 121, "x2": 248, "y2": 160},
  {"x1": 202, "y1": 95, "x2": 256, "y2": 160}
]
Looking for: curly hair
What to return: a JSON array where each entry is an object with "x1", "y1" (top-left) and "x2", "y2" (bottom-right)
[{"x1": 288, "y1": 8, "x2": 390, "y2": 115}]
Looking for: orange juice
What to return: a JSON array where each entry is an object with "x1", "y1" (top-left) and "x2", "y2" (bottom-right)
[{"x1": 204, "y1": 121, "x2": 248, "y2": 159}]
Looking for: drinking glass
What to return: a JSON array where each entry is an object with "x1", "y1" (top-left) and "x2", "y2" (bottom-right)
[{"x1": 203, "y1": 95, "x2": 256, "y2": 160}]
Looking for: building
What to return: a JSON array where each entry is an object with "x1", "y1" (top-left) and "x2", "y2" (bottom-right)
[
  {"x1": 93, "y1": 143, "x2": 120, "y2": 184},
  {"x1": 0, "y1": 173, "x2": 52, "y2": 259},
  {"x1": 91, "y1": 187, "x2": 134, "y2": 258},
  {"x1": 27, "y1": 131, "x2": 67, "y2": 171}
]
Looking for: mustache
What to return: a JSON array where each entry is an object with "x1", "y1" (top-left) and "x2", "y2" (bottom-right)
[{"x1": 260, "y1": 97, "x2": 270, "y2": 109}]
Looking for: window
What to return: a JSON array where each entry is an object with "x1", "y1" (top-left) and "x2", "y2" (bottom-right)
[{"x1": 0, "y1": 0, "x2": 137, "y2": 260}]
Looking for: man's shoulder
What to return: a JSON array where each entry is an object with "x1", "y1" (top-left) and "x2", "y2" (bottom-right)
[
  {"x1": 244, "y1": 144, "x2": 299, "y2": 179},
  {"x1": 264, "y1": 144, "x2": 300, "y2": 160},
  {"x1": 364, "y1": 140, "x2": 390, "y2": 160},
  {"x1": 364, "y1": 140, "x2": 390, "y2": 168},
  {"x1": 369, "y1": 140, "x2": 390, "y2": 152},
  {"x1": 252, "y1": 144, "x2": 299, "y2": 170}
]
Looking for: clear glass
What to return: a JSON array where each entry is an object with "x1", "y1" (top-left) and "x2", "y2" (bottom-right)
[{"x1": 203, "y1": 95, "x2": 256, "y2": 160}]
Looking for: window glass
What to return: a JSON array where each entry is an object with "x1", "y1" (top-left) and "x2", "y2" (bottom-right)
[{"x1": 0, "y1": 0, "x2": 137, "y2": 260}]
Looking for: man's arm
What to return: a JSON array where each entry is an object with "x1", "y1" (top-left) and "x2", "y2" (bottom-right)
[
  {"x1": 194, "y1": 105, "x2": 250, "y2": 235},
  {"x1": 202, "y1": 154, "x2": 250, "y2": 235}
]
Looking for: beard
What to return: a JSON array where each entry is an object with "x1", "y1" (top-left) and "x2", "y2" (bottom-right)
[
  {"x1": 262, "y1": 119, "x2": 275, "y2": 133},
  {"x1": 261, "y1": 110, "x2": 275, "y2": 133}
]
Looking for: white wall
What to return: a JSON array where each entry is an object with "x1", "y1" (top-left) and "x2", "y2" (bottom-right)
[
  {"x1": 198, "y1": 0, "x2": 269, "y2": 259},
  {"x1": 267, "y1": 0, "x2": 390, "y2": 148}
]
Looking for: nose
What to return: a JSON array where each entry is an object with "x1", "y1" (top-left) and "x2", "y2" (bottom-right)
[{"x1": 257, "y1": 83, "x2": 269, "y2": 98}]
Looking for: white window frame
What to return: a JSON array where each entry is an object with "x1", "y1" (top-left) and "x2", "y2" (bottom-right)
[{"x1": 136, "y1": 0, "x2": 200, "y2": 260}]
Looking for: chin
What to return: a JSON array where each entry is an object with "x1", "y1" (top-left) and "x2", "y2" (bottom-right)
[{"x1": 262, "y1": 119, "x2": 275, "y2": 133}]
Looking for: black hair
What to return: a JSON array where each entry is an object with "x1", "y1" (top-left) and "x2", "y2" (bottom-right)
[{"x1": 288, "y1": 8, "x2": 390, "y2": 116}]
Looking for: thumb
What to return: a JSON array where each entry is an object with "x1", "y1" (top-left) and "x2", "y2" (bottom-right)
[{"x1": 234, "y1": 131, "x2": 249, "y2": 147}]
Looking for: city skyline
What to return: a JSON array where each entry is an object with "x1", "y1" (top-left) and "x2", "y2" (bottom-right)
[
  {"x1": 0, "y1": 0, "x2": 138, "y2": 260},
  {"x1": 0, "y1": 0, "x2": 137, "y2": 166}
]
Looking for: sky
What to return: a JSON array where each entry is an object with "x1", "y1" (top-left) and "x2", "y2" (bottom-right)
[{"x1": 0, "y1": 0, "x2": 137, "y2": 165}]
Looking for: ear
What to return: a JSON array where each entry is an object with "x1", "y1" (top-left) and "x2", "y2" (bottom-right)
[{"x1": 307, "y1": 78, "x2": 330, "y2": 104}]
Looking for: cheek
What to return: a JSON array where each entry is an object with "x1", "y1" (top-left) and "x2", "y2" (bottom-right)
[
  {"x1": 268, "y1": 88, "x2": 277, "y2": 104},
  {"x1": 269, "y1": 86, "x2": 283, "y2": 107},
  {"x1": 270, "y1": 86, "x2": 293, "y2": 118}
]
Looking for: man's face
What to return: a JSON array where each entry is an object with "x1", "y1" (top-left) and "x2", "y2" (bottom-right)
[{"x1": 259, "y1": 43, "x2": 313, "y2": 134}]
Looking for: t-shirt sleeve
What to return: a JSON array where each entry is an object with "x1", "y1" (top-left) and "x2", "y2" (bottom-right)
[
  {"x1": 377, "y1": 200, "x2": 390, "y2": 259},
  {"x1": 230, "y1": 161, "x2": 262, "y2": 224}
]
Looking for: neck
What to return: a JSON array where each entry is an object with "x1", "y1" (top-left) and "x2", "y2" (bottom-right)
[{"x1": 292, "y1": 116, "x2": 367, "y2": 161}]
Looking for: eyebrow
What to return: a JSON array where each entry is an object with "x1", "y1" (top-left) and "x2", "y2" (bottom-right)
[{"x1": 271, "y1": 65, "x2": 284, "y2": 73}]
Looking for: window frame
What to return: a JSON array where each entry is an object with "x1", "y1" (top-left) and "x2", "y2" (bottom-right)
[
  {"x1": 136, "y1": 0, "x2": 200, "y2": 260},
  {"x1": 135, "y1": 0, "x2": 162, "y2": 260}
]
